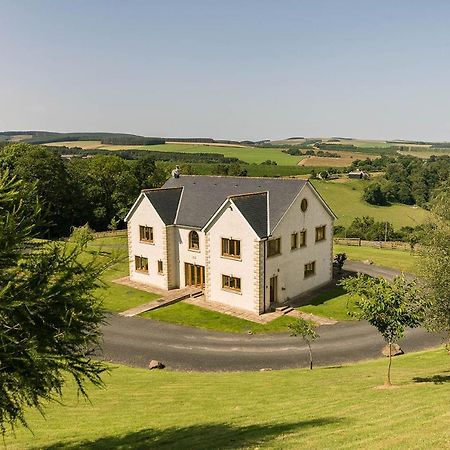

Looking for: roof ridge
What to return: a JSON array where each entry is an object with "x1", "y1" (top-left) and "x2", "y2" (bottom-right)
[
  {"x1": 176, "y1": 174, "x2": 307, "y2": 182},
  {"x1": 228, "y1": 191, "x2": 268, "y2": 199},
  {"x1": 142, "y1": 186, "x2": 183, "y2": 193}
]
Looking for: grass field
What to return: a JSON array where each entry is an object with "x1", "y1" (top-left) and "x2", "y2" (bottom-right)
[
  {"x1": 44, "y1": 140, "x2": 304, "y2": 165},
  {"x1": 4, "y1": 349, "x2": 449, "y2": 449},
  {"x1": 85, "y1": 236, "x2": 160, "y2": 312},
  {"x1": 312, "y1": 179, "x2": 430, "y2": 228},
  {"x1": 299, "y1": 153, "x2": 375, "y2": 167},
  {"x1": 142, "y1": 302, "x2": 296, "y2": 333},
  {"x1": 298, "y1": 286, "x2": 357, "y2": 321},
  {"x1": 334, "y1": 244, "x2": 418, "y2": 274},
  {"x1": 398, "y1": 148, "x2": 450, "y2": 159}
]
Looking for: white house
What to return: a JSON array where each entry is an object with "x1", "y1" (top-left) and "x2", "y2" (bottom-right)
[{"x1": 124, "y1": 175, "x2": 336, "y2": 315}]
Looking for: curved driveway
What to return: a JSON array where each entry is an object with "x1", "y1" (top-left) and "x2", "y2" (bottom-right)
[
  {"x1": 99, "y1": 314, "x2": 442, "y2": 371},
  {"x1": 98, "y1": 261, "x2": 441, "y2": 371}
]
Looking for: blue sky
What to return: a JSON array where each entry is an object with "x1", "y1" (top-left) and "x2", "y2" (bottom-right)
[{"x1": 1, "y1": 0, "x2": 450, "y2": 141}]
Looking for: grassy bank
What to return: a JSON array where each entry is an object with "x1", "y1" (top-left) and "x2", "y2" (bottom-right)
[
  {"x1": 312, "y1": 179, "x2": 430, "y2": 228},
  {"x1": 4, "y1": 350, "x2": 449, "y2": 449}
]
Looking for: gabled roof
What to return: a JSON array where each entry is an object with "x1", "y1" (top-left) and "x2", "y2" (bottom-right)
[
  {"x1": 143, "y1": 187, "x2": 183, "y2": 225},
  {"x1": 230, "y1": 192, "x2": 269, "y2": 238},
  {"x1": 163, "y1": 175, "x2": 308, "y2": 232},
  {"x1": 124, "y1": 187, "x2": 182, "y2": 224}
]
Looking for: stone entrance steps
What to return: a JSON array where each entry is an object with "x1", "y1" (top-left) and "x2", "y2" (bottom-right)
[{"x1": 275, "y1": 305, "x2": 294, "y2": 314}]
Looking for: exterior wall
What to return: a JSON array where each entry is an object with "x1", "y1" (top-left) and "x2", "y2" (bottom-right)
[
  {"x1": 128, "y1": 197, "x2": 168, "y2": 289},
  {"x1": 176, "y1": 227, "x2": 206, "y2": 287},
  {"x1": 166, "y1": 226, "x2": 179, "y2": 289},
  {"x1": 264, "y1": 183, "x2": 334, "y2": 309},
  {"x1": 206, "y1": 203, "x2": 260, "y2": 313}
]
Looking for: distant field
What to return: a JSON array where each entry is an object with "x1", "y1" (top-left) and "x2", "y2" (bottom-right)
[
  {"x1": 44, "y1": 140, "x2": 303, "y2": 165},
  {"x1": 157, "y1": 161, "x2": 312, "y2": 177},
  {"x1": 312, "y1": 179, "x2": 430, "y2": 228},
  {"x1": 298, "y1": 150, "x2": 377, "y2": 167},
  {"x1": 397, "y1": 149, "x2": 450, "y2": 159}
]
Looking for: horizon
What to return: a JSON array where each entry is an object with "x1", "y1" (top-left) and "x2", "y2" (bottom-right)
[
  {"x1": 2, "y1": 1, "x2": 450, "y2": 141},
  {"x1": 2, "y1": 129, "x2": 449, "y2": 144}
]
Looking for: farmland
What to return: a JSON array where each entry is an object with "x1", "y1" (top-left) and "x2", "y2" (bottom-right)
[
  {"x1": 4, "y1": 350, "x2": 449, "y2": 449},
  {"x1": 312, "y1": 179, "x2": 430, "y2": 228},
  {"x1": 298, "y1": 151, "x2": 377, "y2": 167},
  {"x1": 45, "y1": 140, "x2": 305, "y2": 165}
]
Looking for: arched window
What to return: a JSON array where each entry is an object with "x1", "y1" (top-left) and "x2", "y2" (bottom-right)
[{"x1": 189, "y1": 231, "x2": 200, "y2": 250}]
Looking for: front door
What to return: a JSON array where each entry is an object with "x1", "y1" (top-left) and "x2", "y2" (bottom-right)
[
  {"x1": 185, "y1": 263, "x2": 205, "y2": 288},
  {"x1": 269, "y1": 276, "x2": 278, "y2": 303}
]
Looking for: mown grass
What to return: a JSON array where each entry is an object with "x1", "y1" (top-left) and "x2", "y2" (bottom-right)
[
  {"x1": 4, "y1": 350, "x2": 449, "y2": 449},
  {"x1": 334, "y1": 244, "x2": 419, "y2": 274},
  {"x1": 298, "y1": 286, "x2": 357, "y2": 321},
  {"x1": 312, "y1": 179, "x2": 430, "y2": 228},
  {"x1": 142, "y1": 302, "x2": 296, "y2": 333},
  {"x1": 85, "y1": 236, "x2": 160, "y2": 312}
]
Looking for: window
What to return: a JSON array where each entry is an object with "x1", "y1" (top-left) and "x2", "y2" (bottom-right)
[
  {"x1": 301, "y1": 198, "x2": 308, "y2": 212},
  {"x1": 291, "y1": 232, "x2": 298, "y2": 250},
  {"x1": 139, "y1": 225, "x2": 153, "y2": 243},
  {"x1": 222, "y1": 238, "x2": 241, "y2": 258},
  {"x1": 157, "y1": 260, "x2": 163, "y2": 274},
  {"x1": 222, "y1": 275, "x2": 241, "y2": 292},
  {"x1": 300, "y1": 230, "x2": 307, "y2": 247},
  {"x1": 315, "y1": 225, "x2": 326, "y2": 242},
  {"x1": 189, "y1": 231, "x2": 200, "y2": 250},
  {"x1": 135, "y1": 256, "x2": 149, "y2": 272},
  {"x1": 304, "y1": 261, "x2": 316, "y2": 278},
  {"x1": 267, "y1": 238, "x2": 281, "y2": 257}
]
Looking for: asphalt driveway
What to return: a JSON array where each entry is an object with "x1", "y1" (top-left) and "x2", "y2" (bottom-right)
[
  {"x1": 98, "y1": 313, "x2": 442, "y2": 372},
  {"x1": 97, "y1": 261, "x2": 440, "y2": 372}
]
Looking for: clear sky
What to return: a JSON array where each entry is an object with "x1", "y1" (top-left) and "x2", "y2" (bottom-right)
[{"x1": 1, "y1": 0, "x2": 450, "y2": 141}]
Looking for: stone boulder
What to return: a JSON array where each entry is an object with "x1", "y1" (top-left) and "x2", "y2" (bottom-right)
[
  {"x1": 148, "y1": 360, "x2": 165, "y2": 370},
  {"x1": 381, "y1": 344, "x2": 404, "y2": 357}
]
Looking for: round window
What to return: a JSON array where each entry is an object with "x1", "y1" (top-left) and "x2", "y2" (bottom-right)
[{"x1": 301, "y1": 198, "x2": 308, "y2": 212}]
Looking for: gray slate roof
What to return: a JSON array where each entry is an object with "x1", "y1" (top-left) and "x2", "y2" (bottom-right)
[
  {"x1": 231, "y1": 192, "x2": 268, "y2": 238},
  {"x1": 162, "y1": 175, "x2": 308, "y2": 233},
  {"x1": 143, "y1": 187, "x2": 182, "y2": 225}
]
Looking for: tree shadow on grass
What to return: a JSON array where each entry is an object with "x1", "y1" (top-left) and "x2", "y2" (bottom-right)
[
  {"x1": 42, "y1": 418, "x2": 343, "y2": 450},
  {"x1": 413, "y1": 374, "x2": 450, "y2": 385},
  {"x1": 301, "y1": 286, "x2": 347, "y2": 307}
]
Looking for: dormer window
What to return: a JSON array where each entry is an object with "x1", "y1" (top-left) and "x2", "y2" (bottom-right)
[{"x1": 189, "y1": 231, "x2": 200, "y2": 250}]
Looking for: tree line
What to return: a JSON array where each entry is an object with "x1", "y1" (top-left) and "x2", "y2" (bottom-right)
[
  {"x1": 361, "y1": 155, "x2": 450, "y2": 207},
  {"x1": 0, "y1": 143, "x2": 168, "y2": 237}
]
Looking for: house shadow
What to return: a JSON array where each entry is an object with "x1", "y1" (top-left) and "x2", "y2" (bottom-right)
[
  {"x1": 42, "y1": 418, "x2": 343, "y2": 450},
  {"x1": 412, "y1": 374, "x2": 450, "y2": 385}
]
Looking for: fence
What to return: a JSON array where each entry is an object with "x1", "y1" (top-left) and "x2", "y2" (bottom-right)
[
  {"x1": 334, "y1": 237, "x2": 416, "y2": 252},
  {"x1": 93, "y1": 230, "x2": 127, "y2": 238}
]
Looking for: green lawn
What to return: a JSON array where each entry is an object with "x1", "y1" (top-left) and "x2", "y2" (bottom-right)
[
  {"x1": 312, "y1": 179, "x2": 430, "y2": 228},
  {"x1": 298, "y1": 286, "x2": 357, "y2": 321},
  {"x1": 335, "y1": 244, "x2": 419, "y2": 274},
  {"x1": 4, "y1": 350, "x2": 449, "y2": 449},
  {"x1": 85, "y1": 236, "x2": 160, "y2": 312},
  {"x1": 142, "y1": 302, "x2": 296, "y2": 333}
]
